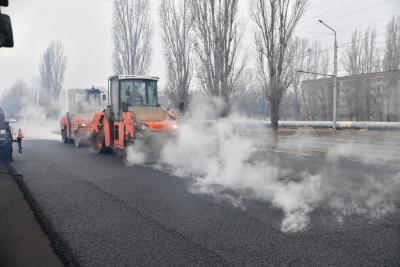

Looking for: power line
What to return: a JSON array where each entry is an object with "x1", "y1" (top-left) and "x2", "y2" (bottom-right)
[
  {"x1": 324, "y1": 0, "x2": 395, "y2": 22},
  {"x1": 252, "y1": 10, "x2": 399, "y2": 41},
  {"x1": 336, "y1": 13, "x2": 398, "y2": 32},
  {"x1": 291, "y1": 38, "x2": 397, "y2": 61},
  {"x1": 304, "y1": 0, "x2": 367, "y2": 22},
  {"x1": 298, "y1": 0, "x2": 395, "y2": 30},
  {"x1": 306, "y1": 0, "x2": 336, "y2": 11},
  {"x1": 102, "y1": 0, "x2": 159, "y2": 12},
  {"x1": 337, "y1": 31, "x2": 388, "y2": 47},
  {"x1": 104, "y1": 0, "x2": 398, "y2": 40},
  {"x1": 296, "y1": 30, "x2": 332, "y2": 35},
  {"x1": 241, "y1": 13, "x2": 396, "y2": 37},
  {"x1": 104, "y1": 0, "x2": 396, "y2": 60},
  {"x1": 296, "y1": 13, "x2": 399, "y2": 44},
  {"x1": 237, "y1": 22, "x2": 332, "y2": 36},
  {"x1": 339, "y1": 38, "x2": 396, "y2": 49}
]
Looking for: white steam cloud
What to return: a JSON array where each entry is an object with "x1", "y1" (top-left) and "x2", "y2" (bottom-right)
[
  {"x1": 125, "y1": 141, "x2": 148, "y2": 166},
  {"x1": 13, "y1": 105, "x2": 60, "y2": 141},
  {"x1": 124, "y1": 96, "x2": 400, "y2": 232}
]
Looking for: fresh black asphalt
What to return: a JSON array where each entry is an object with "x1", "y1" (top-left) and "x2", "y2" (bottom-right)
[{"x1": 11, "y1": 140, "x2": 400, "y2": 266}]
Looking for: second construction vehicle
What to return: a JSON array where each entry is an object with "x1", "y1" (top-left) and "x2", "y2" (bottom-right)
[
  {"x1": 60, "y1": 87, "x2": 104, "y2": 147},
  {"x1": 90, "y1": 75, "x2": 178, "y2": 154}
]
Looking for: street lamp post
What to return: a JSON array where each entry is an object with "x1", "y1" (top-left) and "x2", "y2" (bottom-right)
[{"x1": 318, "y1": 19, "x2": 337, "y2": 131}]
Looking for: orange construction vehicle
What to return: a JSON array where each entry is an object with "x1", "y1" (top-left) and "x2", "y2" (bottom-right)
[
  {"x1": 60, "y1": 87, "x2": 104, "y2": 147},
  {"x1": 90, "y1": 75, "x2": 178, "y2": 154}
]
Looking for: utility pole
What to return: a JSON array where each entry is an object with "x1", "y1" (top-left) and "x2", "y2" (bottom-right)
[{"x1": 318, "y1": 20, "x2": 337, "y2": 131}]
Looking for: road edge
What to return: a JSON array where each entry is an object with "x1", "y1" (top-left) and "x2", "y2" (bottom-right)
[{"x1": 6, "y1": 163, "x2": 80, "y2": 267}]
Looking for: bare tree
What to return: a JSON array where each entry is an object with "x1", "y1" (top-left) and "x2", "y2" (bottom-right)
[
  {"x1": 289, "y1": 39, "x2": 331, "y2": 121},
  {"x1": 160, "y1": 0, "x2": 193, "y2": 112},
  {"x1": 383, "y1": 15, "x2": 400, "y2": 71},
  {"x1": 342, "y1": 27, "x2": 380, "y2": 74},
  {"x1": 371, "y1": 83, "x2": 385, "y2": 121},
  {"x1": 298, "y1": 41, "x2": 330, "y2": 121},
  {"x1": 289, "y1": 37, "x2": 308, "y2": 120},
  {"x1": 362, "y1": 27, "x2": 380, "y2": 120},
  {"x1": 250, "y1": 0, "x2": 308, "y2": 142},
  {"x1": 342, "y1": 30, "x2": 363, "y2": 75},
  {"x1": 112, "y1": 0, "x2": 152, "y2": 75},
  {"x1": 382, "y1": 15, "x2": 400, "y2": 120},
  {"x1": 308, "y1": 42, "x2": 330, "y2": 77},
  {"x1": 0, "y1": 79, "x2": 28, "y2": 117},
  {"x1": 306, "y1": 41, "x2": 331, "y2": 120},
  {"x1": 342, "y1": 28, "x2": 380, "y2": 121},
  {"x1": 361, "y1": 27, "x2": 380, "y2": 73},
  {"x1": 190, "y1": 0, "x2": 245, "y2": 116},
  {"x1": 342, "y1": 31, "x2": 363, "y2": 120},
  {"x1": 39, "y1": 40, "x2": 67, "y2": 118}
]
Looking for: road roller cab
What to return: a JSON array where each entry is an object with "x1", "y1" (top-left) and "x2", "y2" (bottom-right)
[
  {"x1": 60, "y1": 87, "x2": 104, "y2": 147},
  {"x1": 90, "y1": 75, "x2": 178, "y2": 153}
]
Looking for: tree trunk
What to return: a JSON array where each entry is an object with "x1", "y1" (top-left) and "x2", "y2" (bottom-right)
[
  {"x1": 293, "y1": 82, "x2": 301, "y2": 121},
  {"x1": 219, "y1": 97, "x2": 231, "y2": 118},
  {"x1": 270, "y1": 99, "x2": 279, "y2": 145}
]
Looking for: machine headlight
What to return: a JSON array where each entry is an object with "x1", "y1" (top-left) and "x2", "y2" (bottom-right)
[
  {"x1": 172, "y1": 124, "x2": 179, "y2": 129},
  {"x1": 141, "y1": 124, "x2": 148, "y2": 130},
  {"x1": 80, "y1": 123, "x2": 86, "y2": 127}
]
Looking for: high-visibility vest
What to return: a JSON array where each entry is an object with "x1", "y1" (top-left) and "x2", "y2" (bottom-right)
[{"x1": 17, "y1": 128, "x2": 24, "y2": 139}]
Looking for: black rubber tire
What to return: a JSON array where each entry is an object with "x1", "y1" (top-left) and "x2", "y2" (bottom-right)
[
  {"x1": 92, "y1": 128, "x2": 105, "y2": 154},
  {"x1": 74, "y1": 137, "x2": 80, "y2": 148},
  {"x1": 61, "y1": 128, "x2": 68, "y2": 144}
]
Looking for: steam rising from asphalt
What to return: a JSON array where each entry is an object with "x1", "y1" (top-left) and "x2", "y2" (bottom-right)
[
  {"x1": 14, "y1": 105, "x2": 60, "y2": 141},
  {"x1": 128, "y1": 96, "x2": 400, "y2": 232},
  {"x1": 12, "y1": 96, "x2": 398, "y2": 232},
  {"x1": 160, "y1": 118, "x2": 324, "y2": 232},
  {"x1": 125, "y1": 141, "x2": 148, "y2": 166}
]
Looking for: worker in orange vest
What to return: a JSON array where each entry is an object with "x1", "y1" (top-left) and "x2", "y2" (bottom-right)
[{"x1": 17, "y1": 128, "x2": 23, "y2": 153}]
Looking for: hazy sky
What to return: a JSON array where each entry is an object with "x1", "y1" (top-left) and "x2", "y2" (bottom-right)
[{"x1": 0, "y1": 0, "x2": 399, "y2": 93}]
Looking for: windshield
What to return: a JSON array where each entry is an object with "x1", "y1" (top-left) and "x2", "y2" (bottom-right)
[
  {"x1": 71, "y1": 91, "x2": 101, "y2": 114},
  {"x1": 120, "y1": 80, "x2": 158, "y2": 107}
]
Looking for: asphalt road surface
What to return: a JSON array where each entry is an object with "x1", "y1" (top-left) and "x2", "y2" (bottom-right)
[
  {"x1": 11, "y1": 140, "x2": 400, "y2": 266},
  {"x1": 0, "y1": 164, "x2": 62, "y2": 266}
]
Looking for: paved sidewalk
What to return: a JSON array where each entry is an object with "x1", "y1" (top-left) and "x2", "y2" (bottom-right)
[{"x1": 0, "y1": 164, "x2": 62, "y2": 267}]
